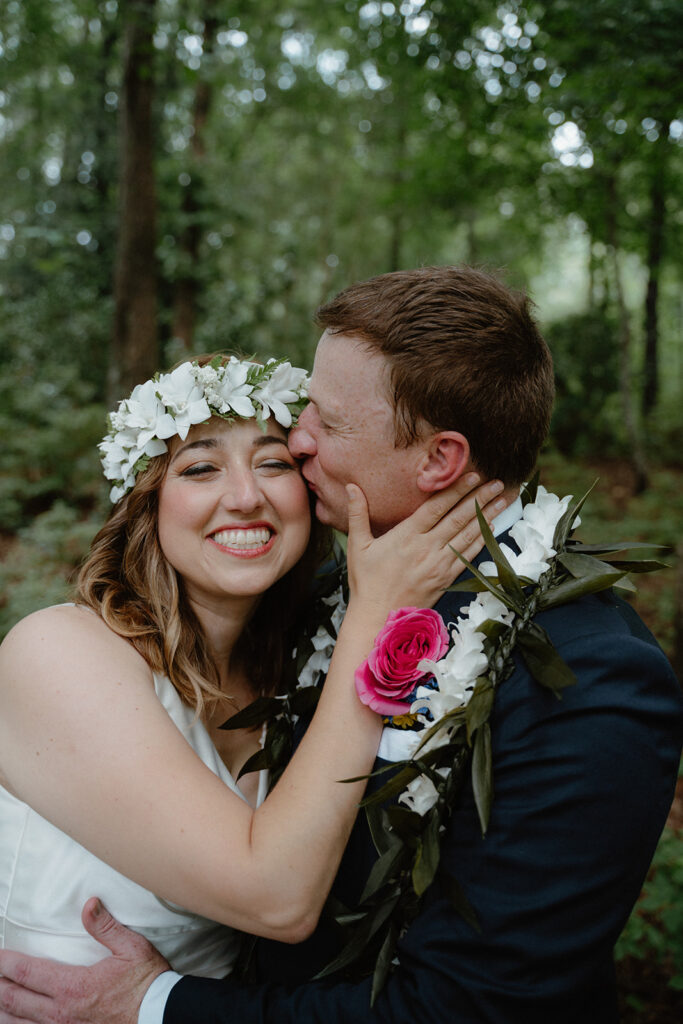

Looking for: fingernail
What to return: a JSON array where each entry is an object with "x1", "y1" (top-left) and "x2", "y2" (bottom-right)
[
  {"x1": 491, "y1": 480, "x2": 504, "y2": 493},
  {"x1": 494, "y1": 498, "x2": 507, "y2": 510},
  {"x1": 465, "y1": 472, "x2": 480, "y2": 486},
  {"x1": 92, "y1": 898, "x2": 102, "y2": 917}
]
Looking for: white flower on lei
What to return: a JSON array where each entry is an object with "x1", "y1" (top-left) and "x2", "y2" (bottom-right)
[
  {"x1": 297, "y1": 626, "x2": 336, "y2": 688},
  {"x1": 479, "y1": 537, "x2": 554, "y2": 584},
  {"x1": 296, "y1": 587, "x2": 347, "y2": 688},
  {"x1": 414, "y1": 619, "x2": 488, "y2": 718},
  {"x1": 464, "y1": 591, "x2": 516, "y2": 629},
  {"x1": 251, "y1": 361, "x2": 308, "y2": 428},
  {"x1": 479, "y1": 485, "x2": 580, "y2": 584},
  {"x1": 398, "y1": 768, "x2": 448, "y2": 815}
]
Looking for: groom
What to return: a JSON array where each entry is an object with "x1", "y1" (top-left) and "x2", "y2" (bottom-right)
[{"x1": 0, "y1": 266, "x2": 681, "y2": 1023}]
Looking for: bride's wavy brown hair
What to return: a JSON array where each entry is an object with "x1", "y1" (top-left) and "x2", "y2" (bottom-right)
[{"x1": 77, "y1": 426, "x2": 330, "y2": 716}]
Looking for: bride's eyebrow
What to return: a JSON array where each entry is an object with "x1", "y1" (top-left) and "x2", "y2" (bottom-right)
[
  {"x1": 170, "y1": 438, "x2": 219, "y2": 463},
  {"x1": 252, "y1": 435, "x2": 289, "y2": 450}
]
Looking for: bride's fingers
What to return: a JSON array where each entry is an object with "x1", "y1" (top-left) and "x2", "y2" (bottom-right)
[
  {"x1": 409, "y1": 472, "x2": 486, "y2": 531},
  {"x1": 345, "y1": 484, "x2": 373, "y2": 551},
  {"x1": 428, "y1": 481, "x2": 512, "y2": 546}
]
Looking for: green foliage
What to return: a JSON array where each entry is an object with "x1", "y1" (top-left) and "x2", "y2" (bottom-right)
[
  {"x1": 0, "y1": 358, "x2": 105, "y2": 530},
  {"x1": 616, "y1": 825, "x2": 683, "y2": 992},
  {"x1": 0, "y1": 500, "x2": 102, "y2": 639},
  {"x1": 545, "y1": 310, "x2": 623, "y2": 458}
]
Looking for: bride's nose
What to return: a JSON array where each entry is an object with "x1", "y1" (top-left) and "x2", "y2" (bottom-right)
[{"x1": 219, "y1": 469, "x2": 264, "y2": 513}]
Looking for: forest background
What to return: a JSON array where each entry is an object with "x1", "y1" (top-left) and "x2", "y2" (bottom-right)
[{"x1": 0, "y1": 0, "x2": 681, "y2": 1018}]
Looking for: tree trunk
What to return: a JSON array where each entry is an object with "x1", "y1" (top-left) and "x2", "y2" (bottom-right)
[
  {"x1": 110, "y1": 0, "x2": 158, "y2": 402},
  {"x1": 673, "y1": 541, "x2": 683, "y2": 685},
  {"x1": 170, "y1": 8, "x2": 220, "y2": 353},
  {"x1": 605, "y1": 177, "x2": 648, "y2": 493},
  {"x1": 641, "y1": 138, "x2": 667, "y2": 416}
]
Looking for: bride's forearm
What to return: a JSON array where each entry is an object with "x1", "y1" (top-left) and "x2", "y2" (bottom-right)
[{"x1": 245, "y1": 599, "x2": 386, "y2": 939}]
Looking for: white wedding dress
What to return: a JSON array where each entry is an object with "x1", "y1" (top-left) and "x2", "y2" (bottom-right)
[{"x1": 0, "y1": 671, "x2": 267, "y2": 976}]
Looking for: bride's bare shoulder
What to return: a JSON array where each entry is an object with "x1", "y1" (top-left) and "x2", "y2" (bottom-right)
[{"x1": 0, "y1": 604, "x2": 147, "y2": 679}]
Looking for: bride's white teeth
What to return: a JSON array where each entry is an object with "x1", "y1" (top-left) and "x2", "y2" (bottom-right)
[{"x1": 211, "y1": 528, "x2": 272, "y2": 549}]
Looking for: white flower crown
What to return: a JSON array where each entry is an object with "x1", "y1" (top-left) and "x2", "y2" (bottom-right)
[{"x1": 99, "y1": 356, "x2": 309, "y2": 503}]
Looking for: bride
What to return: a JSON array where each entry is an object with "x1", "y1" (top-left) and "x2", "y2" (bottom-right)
[{"x1": 0, "y1": 354, "x2": 507, "y2": 976}]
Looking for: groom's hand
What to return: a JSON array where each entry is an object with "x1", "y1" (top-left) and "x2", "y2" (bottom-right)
[{"x1": 0, "y1": 898, "x2": 169, "y2": 1024}]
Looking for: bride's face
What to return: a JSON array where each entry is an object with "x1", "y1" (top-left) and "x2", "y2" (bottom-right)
[{"x1": 157, "y1": 418, "x2": 311, "y2": 612}]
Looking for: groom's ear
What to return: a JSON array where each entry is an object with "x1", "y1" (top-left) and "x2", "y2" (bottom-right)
[{"x1": 416, "y1": 431, "x2": 471, "y2": 493}]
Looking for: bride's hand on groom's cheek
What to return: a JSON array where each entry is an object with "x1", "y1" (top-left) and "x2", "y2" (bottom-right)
[{"x1": 0, "y1": 898, "x2": 169, "y2": 1024}]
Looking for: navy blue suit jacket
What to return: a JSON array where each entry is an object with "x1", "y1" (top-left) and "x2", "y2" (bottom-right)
[{"x1": 165, "y1": 556, "x2": 683, "y2": 1023}]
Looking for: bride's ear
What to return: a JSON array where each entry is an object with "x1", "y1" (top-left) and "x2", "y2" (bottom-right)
[{"x1": 416, "y1": 431, "x2": 471, "y2": 493}]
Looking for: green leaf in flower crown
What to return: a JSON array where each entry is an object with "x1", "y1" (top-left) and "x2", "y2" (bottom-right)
[
  {"x1": 288, "y1": 685, "x2": 320, "y2": 717},
  {"x1": 465, "y1": 680, "x2": 495, "y2": 744},
  {"x1": 536, "y1": 571, "x2": 628, "y2": 611},
  {"x1": 440, "y1": 871, "x2": 481, "y2": 933},
  {"x1": 521, "y1": 469, "x2": 540, "y2": 507},
  {"x1": 412, "y1": 811, "x2": 442, "y2": 896},
  {"x1": 219, "y1": 696, "x2": 282, "y2": 730},
  {"x1": 517, "y1": 621, "x2": 577, "y2": 694},
  {"x1": 472, "y1": 722, "x2": 493, "y2": 836},
  {"x1": 371, "y1": 919, "x2": 400, "y2": 1006},
  {"x1": 315, "y1": 893, "x2": 400, "y2": 980},
  {"x1": 474, "y1": 503, "x2": 526, "y2": 609},
  {"x1": 552, "y1": 480, "x2": 597, "y2": 551}
]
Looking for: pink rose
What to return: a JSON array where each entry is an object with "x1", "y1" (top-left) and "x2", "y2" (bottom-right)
[{"x1": 355, "y1": 607, "x2": 450, "y2": 717}]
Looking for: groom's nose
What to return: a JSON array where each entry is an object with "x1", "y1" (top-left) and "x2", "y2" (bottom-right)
[{"x1": 288, "y1": 406, "x2": 317, "y2": 458}]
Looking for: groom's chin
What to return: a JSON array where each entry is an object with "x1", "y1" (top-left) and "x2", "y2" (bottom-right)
[{"x1": 313, "y1": 497, "x2": 349, "y2": 534}]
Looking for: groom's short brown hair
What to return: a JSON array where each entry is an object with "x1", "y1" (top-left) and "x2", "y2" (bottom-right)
[{"x1": 316, "y1": 265, "x2": 554, "y2": 485}]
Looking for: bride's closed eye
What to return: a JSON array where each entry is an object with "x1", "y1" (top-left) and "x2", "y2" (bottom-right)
[{"x1": 180, "y1": 463, "x2": 217, "y2": 477}]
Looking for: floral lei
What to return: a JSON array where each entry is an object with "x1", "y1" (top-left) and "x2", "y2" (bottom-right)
[
  {"x1": 223, "y1": 476, "x2": 666, "y2": 999},
  {"x1": 99, "y1": 356, "x2": 309, "y2": 503}
]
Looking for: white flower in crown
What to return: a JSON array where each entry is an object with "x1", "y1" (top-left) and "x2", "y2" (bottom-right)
[
  {"x1": 251, "y1": 361, "x2": 308, "y2": 428},
  {"x1": 155, "y1": 364, "x2": 212, "y2": 440},
  {"x1": 116, "y1": 379, "x2": 172, "y2": 444},
  {"x1": 100, "y1": 357, "x2": 310, "y2": 502},
  {"x1": 198, "y1": 360, "x2": 256, "y2": 419}
]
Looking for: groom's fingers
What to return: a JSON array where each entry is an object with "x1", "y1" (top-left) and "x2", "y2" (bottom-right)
[
  {"x1": 0, "y1": 951, "x2": 59, "y2": 997},
  {"x1": 0, "y1": 976, "x2": 53, "y2": 1022},
  {"x1": 81, "y1": 898, "x2": 155, "y2": 961}
]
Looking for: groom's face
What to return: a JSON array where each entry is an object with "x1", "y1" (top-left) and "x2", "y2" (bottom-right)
[{"x1": 288, "y1": 332, "x2": 427, "y2": 535}]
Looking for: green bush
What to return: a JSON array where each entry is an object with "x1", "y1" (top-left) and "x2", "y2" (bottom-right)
[
  {"x1": 0, "y1": 501, "x2": 103, "y2": 639},
  {"x1": 0, "y1": 360, "x2": 105, "y2": 531},
  {"x1": 616, "y1": 823, "x2": 683, "y2": 992},
  {"x1": 545, "y1": 310, "x2": 624, "y2": 458}
]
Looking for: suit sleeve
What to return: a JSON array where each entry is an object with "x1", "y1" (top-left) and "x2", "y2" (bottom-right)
[{"x1": 165, "y1": 603, "x2": 683, "y2": 1024}]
